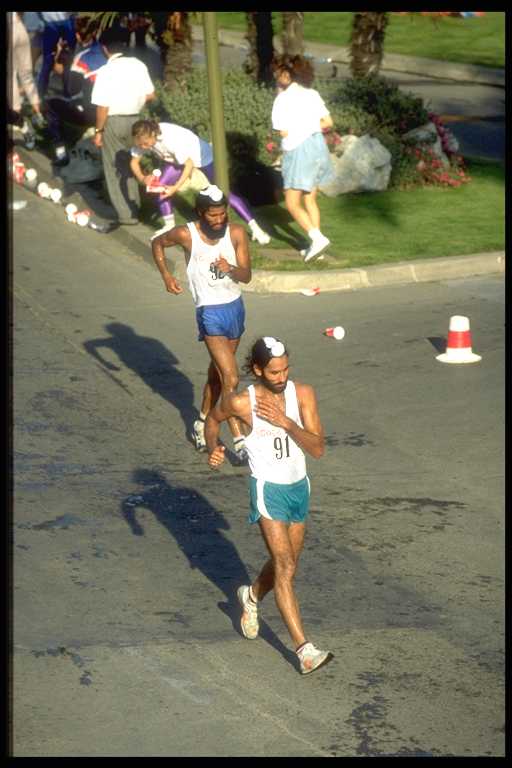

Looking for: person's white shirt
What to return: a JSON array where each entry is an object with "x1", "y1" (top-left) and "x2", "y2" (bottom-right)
[
  {"x1": 130, "y1": 122, "x2": 213, "y2": 167},
  {"x1": 40, "y1": 12, "x2": 73, "y2": 23},
  {"x1": 91, "y1": 53, "x2": 154, "y2": 116},
  {"x1": 272, "y1": 82, "x2": 330, "y2": 152}
]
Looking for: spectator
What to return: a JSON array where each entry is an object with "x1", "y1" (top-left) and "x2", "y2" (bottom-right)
[
  {"x1": 271, "y1": 54, "x2": 334, "y2": 263},
  {"x1": 130, "y1": 119, "x2": 271, "y2": 243},
  {"x1": 44, "y1": 16, "x2": 108, "y2": 166},
  {"x1": 91, "y1": 24, "x2": 155, "y2": 226},
  {"x1": 7, "y1": 12, "x2": 43, "y2": 149},
  {"x1": 37, "y1": 12, "x2": 76, "y2": 100}
]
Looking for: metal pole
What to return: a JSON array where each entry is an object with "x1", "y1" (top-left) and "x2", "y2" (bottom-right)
[{"x1": 202, "y1": 12, "x2": 230, "y2": 195}]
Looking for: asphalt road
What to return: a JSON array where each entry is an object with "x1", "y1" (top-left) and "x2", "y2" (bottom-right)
[{"x1": 11, "y1": 183, "x2": 505, "y2": 756}]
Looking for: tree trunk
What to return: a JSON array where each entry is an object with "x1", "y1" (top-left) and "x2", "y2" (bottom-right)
[
  {"x1": 151, "y1": 12, "x2": 192, "y2": 90},
  {"x1": 244, "y1": 12, "x2": 274, "y2": 85},
  {"x1": 349, "y1": 12, "x2": 389, "y2": 78},
  {"x1": 281, "y1": 12, "x2": 304, "y2": 57}
]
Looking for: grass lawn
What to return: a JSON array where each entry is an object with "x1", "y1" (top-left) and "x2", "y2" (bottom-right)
[
  {"x1": 214, "y1": 12, "x2": 505, "y2": 70},
  {"x1": 168, "y1": 158, "x2": 504, "y2": 271}
]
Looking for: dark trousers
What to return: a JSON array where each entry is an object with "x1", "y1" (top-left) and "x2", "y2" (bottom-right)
[
  {"x1": 45, "y1": 97, "x2": 95, "y2": 144},
  {"x1": 37, "y1": 19, "x2": 76, "y2": 99}
]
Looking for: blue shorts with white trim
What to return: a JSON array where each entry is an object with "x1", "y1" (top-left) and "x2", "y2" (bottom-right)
[
  {"x1": 248, "y1": 476, "x2": 310, "y2": 525},
  {"x1": 196, "y1": 295, "x2": 245, "y2": 341}
]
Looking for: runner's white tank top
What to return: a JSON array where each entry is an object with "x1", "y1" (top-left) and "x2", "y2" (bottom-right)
[
  {"x1": 186, "y1": 222, "x2": 241, "y2": 307},
  {"x1": 245, "y1": 381, "x2": 307, "y2": 484}
]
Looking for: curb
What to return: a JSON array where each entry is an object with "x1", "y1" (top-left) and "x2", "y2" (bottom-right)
[
  {"x1": 14, "y1": 145, "x2": 505, "y2": 295},
  {"x1": 192, "y1": 25, "x2": 505, "y2": 88}
]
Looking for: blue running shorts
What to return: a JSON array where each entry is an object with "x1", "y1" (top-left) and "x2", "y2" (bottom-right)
[
  {"x1": 248, "y1": 476, "x2": 310, "y2": 525},
  {"x1": 196, "y1": 296, "x2": 245, "y2": 341}
]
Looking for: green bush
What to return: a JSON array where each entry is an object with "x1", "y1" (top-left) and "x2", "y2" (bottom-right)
[{"x1": 324, "y1": 74, "x2": 428, "y2": 134}]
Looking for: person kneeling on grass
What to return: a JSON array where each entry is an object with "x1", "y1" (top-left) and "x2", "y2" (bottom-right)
[
  {"x1": 130, "y1": 119, "x2": 271, "y2": 245},
  {"x1": 205, "y1": 335, "x2": 334, "y2": 675}
]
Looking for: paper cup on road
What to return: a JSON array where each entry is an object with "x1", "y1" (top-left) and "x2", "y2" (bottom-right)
[
  {"x1": 37, "y1": 182, "x2": 51, "y2": 198},
  {"x1": 65, "y1": 203, "x2": 78, "y2": 217},
  {"x1": 76, "y1": 211, "x2": 90, "y2": 227},
  {"x1": 24, "y1": 168, "x2": 38, "y2": 188},
  {"x1": 324, "y1": 326, "x2": 345, "y2": 340},
  {"x1": 50, "y1": 188, "x2": 62, "y2": 204}
]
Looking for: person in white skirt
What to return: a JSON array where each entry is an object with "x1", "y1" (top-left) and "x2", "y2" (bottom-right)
[
  {"x1": 205, "y1": 336, "x2": 334, "y2": 675},
  {"x1": 151, "y1": 185, "x2": 252, "y2": 464},
  {"x1": 271, "y1": 54, "x2": 335, "y2": 263}
]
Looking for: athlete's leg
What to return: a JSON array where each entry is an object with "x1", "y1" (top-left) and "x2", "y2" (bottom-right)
[
  {"x1": 252, "y1": 521, "x2": 306, "y2": 602},
  {"x1": 203, "y1": 335, "x2": 243, "y2": 439},
  {"x1": 256, "y1": 519, "x2": 307, "y2": 647}
]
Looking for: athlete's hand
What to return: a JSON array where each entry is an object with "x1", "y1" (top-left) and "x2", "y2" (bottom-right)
[
  {"x1": 208, "y1": 445, "x2": 225, "y2": 469},
  {"x1": 163, "y1": 274, "x2": 183, "y2": 294},
  {"x1": 214, "y1": 256, "x2": 233, "y2": 276},
  {"x1": 255, "y1": 396, "x2": 291, "y2": 429}
]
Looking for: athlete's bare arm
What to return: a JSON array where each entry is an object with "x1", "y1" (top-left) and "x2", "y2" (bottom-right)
[
  {"x1": 206, "y1": 390, "x2": 252, "y2": 467},
  {"x1": 151, "y1": 225, "x2": 191, "y2": 295},
  {"x1": 213, "y1": 223, "x2": 251, "y2": 285},
  {"x1": 254, "y1": 382, "x2": 325, "y2": 459}
]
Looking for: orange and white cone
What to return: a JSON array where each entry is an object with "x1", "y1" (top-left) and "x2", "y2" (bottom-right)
[{"x1": 436, "y1": 315, "x2": 481, "y2": 363}]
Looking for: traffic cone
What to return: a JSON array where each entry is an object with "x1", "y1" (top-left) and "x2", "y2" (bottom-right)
[{"x1": 436, "y1": 315, "x2": 481, "y2": 363}]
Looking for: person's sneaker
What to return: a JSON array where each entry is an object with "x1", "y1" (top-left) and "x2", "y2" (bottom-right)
[
  {"x1": 248, "y1": 220, "x2": 271, "y2": 245},
  {"x1": 233, "y1": 438, "x2": 248, "y2": 465},
  {"x1": 237, "y1": 585, "x2": 259, "y2": 639},
  {"x1": 297, "y1": 642, "x2": 334, "y2": 675},
  {"x1": 192, "y1": 419, "x2": 206, "y2": 452},
  {"x1": 150, "y1": 220, "x2": 175, "y2": 241},
  {"x1": 303, "y1": 234, "x2": 330, "y2": 263}
]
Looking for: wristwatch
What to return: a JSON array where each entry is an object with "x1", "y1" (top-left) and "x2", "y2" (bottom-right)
[{"x1": 95, "y1": 128, "x2": 104, "y2": 134}]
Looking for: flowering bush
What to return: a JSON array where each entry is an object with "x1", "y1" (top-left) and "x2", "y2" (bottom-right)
[
  {"x1": 403, "y1": 145, "x2": 471, "y2": 188},
  {"x1": 322, "y1": 127, "x2": 343, "y2": 154}
]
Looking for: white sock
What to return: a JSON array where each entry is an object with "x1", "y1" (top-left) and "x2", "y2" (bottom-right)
[
  {"x1": 163, "y1": 214, "x2": 175, "y2": 227},
  {"x1": 308, "y1": 228, "x2": 322, "y2": 242},
  {"x1": 248, "y1": 219, "x2": 257, "y2": 228},
  {"x1": 248, "y1": 586, "x2": 258, "y2": 603},
  {"x1": 199, "y1": 411, "x2": 207, "y2": 421}
]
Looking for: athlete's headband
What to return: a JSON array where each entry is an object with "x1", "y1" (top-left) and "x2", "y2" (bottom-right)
[
  {"x1": 263, "y1": 336, "x2": 286, "y2": 358},
  {"x1": 196, "y1": 184, "x2": 227, "y2": 210}
]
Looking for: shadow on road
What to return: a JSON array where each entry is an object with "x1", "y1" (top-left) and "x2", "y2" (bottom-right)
[
  {"x1": 83, "y1": 322, "x2": 199, "y2": 441},
  {"x1": 121, "y1": 468, "x2": 297, "y2": 668}
]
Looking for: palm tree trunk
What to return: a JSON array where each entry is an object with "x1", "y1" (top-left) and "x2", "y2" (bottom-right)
[
  {"x1": 244, "y1": 12, "x2": 274, "y2": 85},
  {"x1": 350, "y1": 12, "x2": 389, "y2": 78},
  {"x1": 281, "y1": 12, "x2": 304, "y2": 57},
  {"x1": 163, "y1": 12, "x2": 193, "y2": 90}
]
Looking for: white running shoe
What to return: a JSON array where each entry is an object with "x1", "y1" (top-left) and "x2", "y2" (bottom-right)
[
  {"x1": 304, "y1": 235, "x2": 330, "y2": 263},
  {"x1": 237, "y1": 585, "x2": 259, "y2": 639},
  {"x1": 150, "y1": 219, "x2": 175, "y2": 241},
  {"x1": 192, "y1": 419, "x2": 206, "y2": 452},
  {"x1": 248, "y1": 220, "x2": 271, "y2": 245},
  {"x1": 297, "y1": 642, "x2": 334, "y2": 674}
]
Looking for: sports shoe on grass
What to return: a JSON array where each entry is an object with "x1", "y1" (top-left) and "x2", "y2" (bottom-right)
[
  {"x1": 297, "y1": 642, "x2": 334, "y2": 675},
  {"x1": 237, "y1": 585, "x2": 259, "y2": 639},
  {"x1": 192, "y1": 419, "x2": 206, "y2": 452},
  {"x1": 304, "y1": 234, "x2": 330, "y2": 263}
]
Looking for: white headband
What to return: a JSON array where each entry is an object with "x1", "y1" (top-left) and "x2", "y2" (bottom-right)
[{"x1": 263, "y1": 336, "x2": 285, "y2": 358}]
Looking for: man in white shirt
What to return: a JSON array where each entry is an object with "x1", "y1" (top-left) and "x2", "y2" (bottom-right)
[{"x1": 91, "y1": 24, "x2": 155, "y2": 225}]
